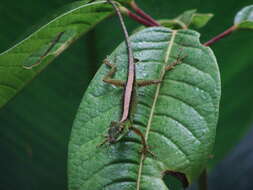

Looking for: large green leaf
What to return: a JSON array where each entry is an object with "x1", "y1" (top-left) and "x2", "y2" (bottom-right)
[
  {"x1": 68, "y1": 27, "x2": 221, "y2": 189},
  {"x1": 0, "y1": 0, "x2": 131, "y2": 109},
  {"x1": 91, "y1": 0, "x2": 253, "y2": 172}
]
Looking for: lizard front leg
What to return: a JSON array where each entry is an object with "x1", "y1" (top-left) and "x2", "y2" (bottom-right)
[
  {"x1": 103, "y1": 59, "x2": 125, "y2": 87},
  {"x1": 136, "y1": 79, "x2": 162, "y2": 87}
]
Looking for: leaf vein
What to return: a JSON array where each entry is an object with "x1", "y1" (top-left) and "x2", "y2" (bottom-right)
[
  {"x1": 103, "y1": 178, "x2": 136, "y2": 188},
  {"x1": 84, "y1": 160, "x2": 139, "y2": 183},
  {"x1": 150, "y1": 129, "x2": 191, "y2": 163},
  {"x1": 166, "y1": 78, "x2": 214, "y2": 100},
  {"x1": 136, "y1": 30, "x2": 177, "y2": 190},
  {"x1": 153, "y1": 112, "x2": 202, "y2": 143},
  {"x1": 0, "y1": 84, "x2": 17, "y2": 92},
  {"x1": 159, "y1": 93, "x2": 209, "y2": 130}
]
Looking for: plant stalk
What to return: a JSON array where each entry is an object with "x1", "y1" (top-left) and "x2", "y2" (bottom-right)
[
  {"x1": 204, "y1": 25, "x2": 237, "y2": 46},
  {"x1": 198, "y1": 169, "x2": 208, "y2": 190},
  {"x1": 120, "y1": 6, "x2": 156, "y2": 27},
  {"x1": 130, "y1": 1, "x2": 160, "y2": 26}
]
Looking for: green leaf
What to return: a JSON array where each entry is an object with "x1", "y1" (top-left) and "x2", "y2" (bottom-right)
[
  {"x1": 0, "y1": 0, "x2": 130, "y2": 109},
  {"x1": 68, "y1": 27, "x2": 221, "y2": 189},
  {"x1": 234, "y1": 5, "x2": 253, "y2": 29},
  {"x1": 160, "y1": 10, "x2": 213, "y2": 30},
  {"x1": 177, "y1": 9, "x2": 197, "y2": 27},
  {"x1": 190, "y1": 13, "x2": 214, "y2": 29}
]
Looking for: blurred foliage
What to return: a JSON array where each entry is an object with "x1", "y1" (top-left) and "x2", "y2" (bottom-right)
[
  {"x1": 209, "y1": 127, "x2": 253, "y2": 190},
  {"x1": 0, "y1": 0, "x2": 117, "y2": 109},
  {"x1": 0, "y1": 0, "x2": 253, "y2": 190}
]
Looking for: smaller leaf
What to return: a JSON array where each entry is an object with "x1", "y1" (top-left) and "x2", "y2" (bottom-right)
[
  {"x1": 177, "y1": 9, "x2": 197, "y2": 27},
  {"x1": 190, "y1": 13, "x2": 214, "y2": 29},
  {"x1": 234, "y1": 5, "x2": 253, "y2": 29},
  {"x1": 159, "y1": 9, "x2": 213, "y2": 29}
]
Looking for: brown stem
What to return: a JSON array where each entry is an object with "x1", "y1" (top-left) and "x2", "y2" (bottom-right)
[
  {"x1": 198, "y1": 169, "x2": 208, "y2": 190},
  {"x1": 204, "y1": 25, "x2": 237, "y2": 46},
  {"x1": 130, "y1": 1, "x2": 160, "y2": 26},
  {"x1": 120, "y1": 6, "x2": 156, "y2": 27}
]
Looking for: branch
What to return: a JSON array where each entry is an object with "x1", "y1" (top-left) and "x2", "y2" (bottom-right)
[
  {"x1": 119, "y1": 6, "x2": 157, "y2": 27},
  {"x1": 198, "y1": 169, "x2": 208, "y2": 190},
  {"x1": 130, "y1": 1, "x2": 160, "y2": 26},
  {"x1": 204, "y1": 25, "x2": 237, "y2": 46}
]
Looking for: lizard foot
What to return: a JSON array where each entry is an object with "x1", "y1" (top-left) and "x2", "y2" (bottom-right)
[{"x1": 139, "y1": 145, "x2": 156, "y2": 158}]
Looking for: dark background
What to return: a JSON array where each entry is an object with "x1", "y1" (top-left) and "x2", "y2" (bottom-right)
[{"x1": 0, "y1": 0, "x2": 253, "y2": 189}]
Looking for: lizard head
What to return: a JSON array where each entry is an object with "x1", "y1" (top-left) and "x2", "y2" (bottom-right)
[
  {"x1": 107, "y1": 121, "x2": 130, "y2": 144},
  {"x1": 107, "y1": 122, "x2": 124, "y2": 144}
]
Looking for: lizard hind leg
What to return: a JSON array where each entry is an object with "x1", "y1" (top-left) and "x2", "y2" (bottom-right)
[{"x1": 129, "y1": 126, "x2": 156, "y2": 157}]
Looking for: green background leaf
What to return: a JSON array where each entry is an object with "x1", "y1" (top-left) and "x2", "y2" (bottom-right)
[
  {"x1": 69, "y1": 27, "x2": 221, "y2": 189},
  {"x1": 1, "y1": 0, "x2": 253, "y2": 190},
  {"x1": 190, "y1": 13, "x2": 214, "y2": 29},
  {"x1": 0, "y1": 0, "x2": 117, "y2": 109},
  {"x1": 234, "y1": 5, "x2": 253, "y2": 29},
  {"x1": 176, "y1": 9, "x2": 197, "y2": 27}
]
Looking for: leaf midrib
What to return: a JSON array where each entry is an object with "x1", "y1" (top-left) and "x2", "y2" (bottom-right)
[{"x1": 136, "y1": 30, "x2": 177, "y2": 190}]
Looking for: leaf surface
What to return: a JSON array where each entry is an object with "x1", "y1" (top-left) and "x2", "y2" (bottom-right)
[
  {"x1": 68, "y1": 27, "x2": 221, "y2": 189},
  {"x1": 234, "y1": 5, "x2": 253, "y2": 29},
  {"x1": 0, "y1": 0, "x2": 130, "y2": 109},
  {"x1": 190, "y1": 13, "x2": 214, "y2": 29}
]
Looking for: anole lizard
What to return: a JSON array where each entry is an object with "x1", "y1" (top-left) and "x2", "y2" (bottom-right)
[{"x1": 100, "y1": 0, "x2": 184, "y2": 155}]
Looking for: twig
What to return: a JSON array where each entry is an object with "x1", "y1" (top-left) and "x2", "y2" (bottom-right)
[
  {"x1": 204, "y1": 25, "x2": 237, "y2": 46},
  {"x1": 130, "y1": 1, "x2": 160, "y2": 26},
  {"x1": 120, "y1": 6, "x2": 156, "y2": 27},
  {"x1": 198, "y1": 169, "x2": 208, "y2": 190}
]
